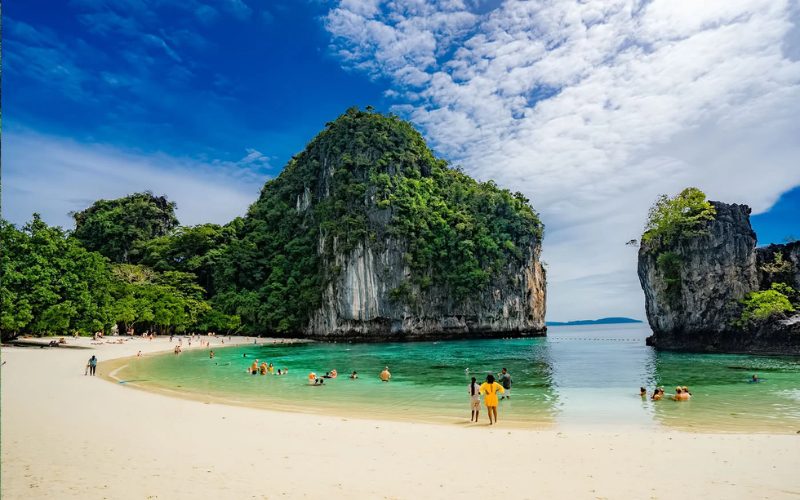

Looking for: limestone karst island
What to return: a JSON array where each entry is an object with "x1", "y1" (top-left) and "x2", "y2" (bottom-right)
[{"x1": 3, "y1": 2, "x2": 800, "y2": 499}]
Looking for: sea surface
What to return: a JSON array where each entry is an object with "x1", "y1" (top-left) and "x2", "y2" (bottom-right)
[{"x1": 112, "y1": 324, "x2": 800, "y2": 432}]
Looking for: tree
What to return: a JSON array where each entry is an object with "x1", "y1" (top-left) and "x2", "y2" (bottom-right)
[
  {"x1": 736, "y1": 283, "x2": 796, "y2": 327},
  {"x1": 642, "y1": 187, "x2": 716, "y2": 246},
  {"x1": 1, "y1": 215, "x2": 114, "y2": 340},
  {"x1": 135, "y1": 220, "x2": 240, "y2": 295},
  {"x1": 71, "y1": 192, "x2": 179, "y2": 263}
]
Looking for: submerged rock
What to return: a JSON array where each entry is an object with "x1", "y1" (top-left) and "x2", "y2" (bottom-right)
[{"x1": 638, "y1": 201, "x2": 800, "y2": 354}]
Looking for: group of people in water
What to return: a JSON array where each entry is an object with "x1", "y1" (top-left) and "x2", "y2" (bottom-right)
[
  {"x1": 247, "y1": 359, "x2": 288, "y2": 376},
  {"x1": 642, "y1": 386, "x2": 692, "y2": 401}
]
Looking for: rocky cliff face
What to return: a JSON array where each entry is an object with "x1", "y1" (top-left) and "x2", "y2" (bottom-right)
[
  {"x1": 638, "y1": 201, "x2": 800, "y2": 354},
  {"x1": 307, "y1": 238, "x2": 545, "y2": 339}
]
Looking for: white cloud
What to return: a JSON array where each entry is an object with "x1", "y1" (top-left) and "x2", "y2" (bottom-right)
[
  {"x1": 1, "y1": 129, "x2": 270, "y2": 229},
  {"x1": 326, "y1": 0, "x2": 800, "y2": 321}
]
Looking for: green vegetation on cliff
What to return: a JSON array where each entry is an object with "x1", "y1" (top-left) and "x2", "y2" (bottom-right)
[
  {"x1": 736, "y1": 283, "x2": 796, "y2": 327},
  {"x1": 213, "y1": 107, "x2": 543, "y2": 334},
  {"x1": 642, "y1": 187, "x2": 716, "y2": 246}
]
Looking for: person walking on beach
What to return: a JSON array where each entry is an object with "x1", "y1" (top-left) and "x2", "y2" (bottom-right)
[
  {"x1": 468, "y1": 377, "x2": 481, "y2": 422},
  {"x1": 497, "y1": 367, "x2": 512, "y2": 399},
  {"x1": 87, "y1": 355, "x2": 98, "y2": 376},
  {"x1": 480, "y1": 374, "x2": 505, "y2": 425},
  {"x1": 380, "y1": 366, "x2": 391, "y2": 382}
]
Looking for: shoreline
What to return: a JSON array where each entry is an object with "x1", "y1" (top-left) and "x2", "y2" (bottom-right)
[
  {"x1": 103, "y1": 344, "x2": 798, "y2": 435},
  {"x1": 3, "y1": 336, "x2": 800, "y2": 498}
]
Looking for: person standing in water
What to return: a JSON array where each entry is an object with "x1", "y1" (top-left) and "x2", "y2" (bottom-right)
[
  {"x1": 497, "y1": 367, "x2": 512, "y2": 399},
  {"x1": 468, "y1": 377, "x2": 481, "y2": 422},
  {"x1": 380, "y1": 366, "x2": 391, "y2": 382},
  {"x1": 480, "y1": 374, "x2": 505, "y2": 425}
]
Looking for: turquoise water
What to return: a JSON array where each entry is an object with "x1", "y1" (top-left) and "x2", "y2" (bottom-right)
[{"x1": 114, "y1": 324, "x2": 800, "y2": 432}]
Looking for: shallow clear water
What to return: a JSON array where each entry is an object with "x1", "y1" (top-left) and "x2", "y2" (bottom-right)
[{"x1": 113, "y1": 324, "x2": 800, "y2": 432}]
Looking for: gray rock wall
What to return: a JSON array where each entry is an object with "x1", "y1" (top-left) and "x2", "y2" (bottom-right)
[{"x1": 306, "y1": 238, "x2": 546, "y2": 340}]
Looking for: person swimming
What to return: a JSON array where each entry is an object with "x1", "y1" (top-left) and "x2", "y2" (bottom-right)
[
  {"x1": 250, "y1": 361, "x2": 258, "y2": 375},
  {"x1": 651, "y1": 387, "x2": 663, "y2": 401},
  {"x1": 640, "y1": 387, "x2": 647, "y2": 398},
  {"x1": 260, "y1": 362, "x2": 268, "y2": 375},
  {"x1": 380, "y1": 366, "x2": 391, "y2": 382},
  {"x1": 751, "y1": 374, "x2": 760, "y2": 383},
  {"x1": 308, "y1": 372, "x2": 317, "y2": 384},
  {"x1": 350, "y1": 371, "x2": 358, "y2": 379}
]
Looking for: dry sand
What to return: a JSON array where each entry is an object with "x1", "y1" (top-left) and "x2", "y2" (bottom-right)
[{"x1": 2, "y1": 336, "x2": 799, "y2": 499}]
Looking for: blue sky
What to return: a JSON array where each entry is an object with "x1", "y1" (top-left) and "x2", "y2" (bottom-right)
[
  {"x1": 4, "y1": 0, "x2": 389, "y2": 172},
  {"x1": 3, "y1": 0, "x2": 800, "y2": 320}
]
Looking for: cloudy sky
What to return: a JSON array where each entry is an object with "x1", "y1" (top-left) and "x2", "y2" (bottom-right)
[{"x1": 3, "y1": 0, "x2": 799, "y2": 321}]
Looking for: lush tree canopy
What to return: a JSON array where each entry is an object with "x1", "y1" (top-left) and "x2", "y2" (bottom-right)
[
  {"x1": 72, "y1": 191, "x2": 179, "y2": 263},
  {"x1": 136, "y1": 220, "x2": 242, "y2": 295},
  {"x1": 1, "y1": 215, "x2": 114, "y2": 338},
  {"x1": 642, "y1": 187, "x2": 716, "y2": 246},
  {"x1": 1, "y1": 215, "x2": 239, "y2": 340}
]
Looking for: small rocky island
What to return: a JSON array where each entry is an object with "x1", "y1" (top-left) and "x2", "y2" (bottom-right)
[
  {"x1": 638, "y1": 188, "x2": 800, "y2": 354},
  {"x1": 216, "y1": 108, "x2": 547, "y2": 340}
]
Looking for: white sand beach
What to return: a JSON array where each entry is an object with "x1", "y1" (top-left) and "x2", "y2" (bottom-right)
[{"x1": 2, "y1": 337, "x2": 799, "y2": 499}]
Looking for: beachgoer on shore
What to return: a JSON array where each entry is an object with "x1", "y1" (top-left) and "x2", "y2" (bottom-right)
[
  {"x1": 380, "y1": 366, "x2": 391, "y2": 382},
  {"x1": 469, "y1": 377, "x2": 481, "y2": 422},
  {"x1": 480, "y1": 374, "x2": 505, "y2": 425},
  {"x1": 137, "y1": 351, "x2": 142, "y2": 358},
  {"x1": 498, "y1": 368, "x2": 512, "y2": 399},
  {"x1": 87, "y1": 355, "x2": 98, "y2": 376}
]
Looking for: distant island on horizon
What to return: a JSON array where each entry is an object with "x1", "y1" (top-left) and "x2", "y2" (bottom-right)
[{"x1": 546, "y1": 317, "x2": 643, "y2": 326}]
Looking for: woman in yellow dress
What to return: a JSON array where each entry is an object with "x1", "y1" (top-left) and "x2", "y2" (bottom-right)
[{"x1": 480, "y1": 374, "x2": 505, "y2": 425}]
